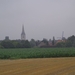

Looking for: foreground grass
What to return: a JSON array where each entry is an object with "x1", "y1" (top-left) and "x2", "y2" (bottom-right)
[
  {"x1": 0, "y1": 48, "x2": 75, "y2": 59},
  {"x1": 0, "y1": 57, "x2": 75, "y2": 75}
]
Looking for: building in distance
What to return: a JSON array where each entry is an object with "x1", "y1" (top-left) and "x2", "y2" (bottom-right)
[{"x1": 21, "y1": 25, "x2": 26, "y2": 40}]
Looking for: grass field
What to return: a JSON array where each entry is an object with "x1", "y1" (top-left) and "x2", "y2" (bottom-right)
[
  {"x1": 0, "y1": 57, "x2": 75, "y2": 75},
  {"x1": 0, "y1": 48, "x2": 75, "y2": 59}
]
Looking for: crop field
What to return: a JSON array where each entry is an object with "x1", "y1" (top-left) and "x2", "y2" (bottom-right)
[
  {"x1": 0, "y1": 48, "x2": 75, "y2": 59},
  {"x1": 0, "y1": 57, "x2": 75, "y2": 75}
]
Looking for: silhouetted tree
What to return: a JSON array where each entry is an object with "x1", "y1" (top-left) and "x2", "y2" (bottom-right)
[
  {"x1": 25, "y1": 40, "x2": 31, "y2": 48},
  {"x1": 30, "y1": 39, "x2": 36, "y2": 47},
  {"x1": 52, "y1": 36, "x2": 55, "y2": 46},
  {"x1": 1, "y1": 41, "x2": 14, "y2": 48},
  {"x1": 66, "y1": 35, "x2": 75, "y2": 47},
  {"x1": 56, "y1": 42, "x2": 66, "y2": 47}
]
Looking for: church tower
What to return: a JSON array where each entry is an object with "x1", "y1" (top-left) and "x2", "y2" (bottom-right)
[{"x1": 21, "y1": 25, "x2": 26, "y2": 40}]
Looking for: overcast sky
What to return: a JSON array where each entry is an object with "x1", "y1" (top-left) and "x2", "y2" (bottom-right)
[{"x1": 0, "y1": 0, "x2": 75, "y2": 40}]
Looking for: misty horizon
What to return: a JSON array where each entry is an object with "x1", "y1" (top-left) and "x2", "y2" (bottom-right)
[{"x1": 0, "y1": 0, "x2": 75, "y2": 40}]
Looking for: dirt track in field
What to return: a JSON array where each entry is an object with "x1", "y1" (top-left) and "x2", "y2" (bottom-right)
[{"x1": 0, "y1": 57, "x2": 75, "y2": 75}]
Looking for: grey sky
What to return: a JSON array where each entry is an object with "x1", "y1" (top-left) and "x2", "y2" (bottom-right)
[{"x1": 0, "y1": 0, "x2": 75, "y2": 40}]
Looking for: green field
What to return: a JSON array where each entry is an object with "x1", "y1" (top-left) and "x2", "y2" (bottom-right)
[{"x1": 0, "y1": 48, "x2": 75, "y2": 59}]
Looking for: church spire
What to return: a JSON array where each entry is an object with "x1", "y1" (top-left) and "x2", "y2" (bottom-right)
[
  {"x1": 22, "y1": 25, "x2": 25, "y2": 34},
  {"x1": 21, "y1": 24, "x2": 26, "y2": 40}
]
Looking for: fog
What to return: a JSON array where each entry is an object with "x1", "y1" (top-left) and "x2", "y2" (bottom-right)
[{"x1": 0, "y1": 0, "x2": 75, "y2": 40}]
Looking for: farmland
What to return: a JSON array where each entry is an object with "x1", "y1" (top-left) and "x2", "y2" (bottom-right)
[
  {"x1": 0, "y1": 48, "x2": 75, "y2": 59},
  {"x1": 0, "y1": 57, "x2": 75, "y2": 75},
  {"x1": 0, "y1": 48, "x2": 75, "y2": 75}
]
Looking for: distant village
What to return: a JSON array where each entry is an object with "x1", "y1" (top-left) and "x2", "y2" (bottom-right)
[{"x1": 0, "y1": 25, "x2": 75, "y2": 48}]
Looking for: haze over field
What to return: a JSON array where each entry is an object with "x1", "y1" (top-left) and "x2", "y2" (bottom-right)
[{"x1": 0, "y1": 0, "x2": 75, "y2": 40}]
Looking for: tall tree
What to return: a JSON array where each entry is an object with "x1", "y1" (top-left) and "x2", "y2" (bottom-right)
[
  {"x1": 66, "y1": 35, "x2": 75, "y2": 47},
  {"x1": 52, "y1": 36, "x2": 55, "y2": 46}
]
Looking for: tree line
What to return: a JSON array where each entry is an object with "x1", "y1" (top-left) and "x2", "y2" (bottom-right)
[
  {"x1": 0, "y1": 40, "x2": 31, "y2": 48},
  {"x1": 0, "y1": 35, "x2": 75, "y2": 48},
  {"x1": 56, "y1": 35, "x2": 75, "y2": 47}
]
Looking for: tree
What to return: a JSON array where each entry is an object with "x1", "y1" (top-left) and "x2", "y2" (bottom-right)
[
  {"x1": 1, "y1": 41, "x2": 14, "y2": 48},
  {"x1": 66, "y1": 41, "x2": 72, "y2": 47},
  {"x1": 56, "y1": 42, "x2": 66, "y2": 47},
  {"x1": 52, "y1": 36, "x2": 55, "y2": 46},
  {"x1": 20, "y1": 40, "x2": 31, "y2": 48},
  {"x1": 36, "y1": 40, "x2": 41, "y2": 46},
  {"x1": 42, "y1": 38, "x2": 48, "y2": 45},
  {"x1": 11, "y1": 40, "x2": 19, "y2": 48},
  {"x1": 25, "y1": 40, "x2": 31, "y2": 48},
  {"x1": 30, "y1": 39, "x2": 36, "y2": 47},
  {"x1": 0, "y1": 40, "x2": 31, "y2": 48},
  {"x1": 16, "y1": 42, "x2": 22, "y2": 48},
  {"x1": 66, "y1": 35, "x2": 75, "y2": 47}
]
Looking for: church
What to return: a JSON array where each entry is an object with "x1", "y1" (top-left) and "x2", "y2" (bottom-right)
[{"x1": 21, "y1": 25, "x2": 26, "y2": 40}]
